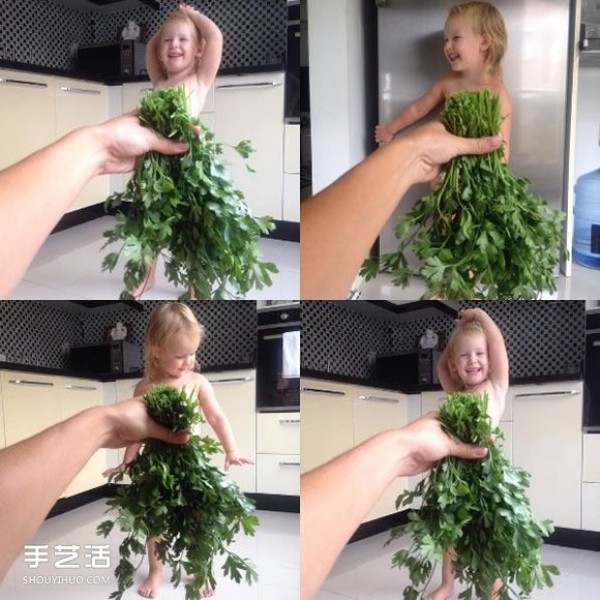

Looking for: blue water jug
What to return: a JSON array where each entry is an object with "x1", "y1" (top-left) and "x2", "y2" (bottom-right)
[{"x1": 573, "y1": 168, "x2": 600, "y2": 269}]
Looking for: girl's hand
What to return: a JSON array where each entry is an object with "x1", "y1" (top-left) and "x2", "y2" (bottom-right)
[
  {"x1": 224, "y1": 452, "x2": 254, "y2": 471},
  {"x1": 374, "y1": 124, "x2": 393, "y2": 144},
  {"x1": 101, "y1": 464, "x2": 125, "y2": 478}
]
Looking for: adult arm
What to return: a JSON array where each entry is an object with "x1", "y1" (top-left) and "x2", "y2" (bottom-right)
[
  {"x1": 0, "y1": 114, "x2": 189, "y2": 298},
  {"x1": 300, "y1": 413, "x2": 487, "y2": 600},
  {"x1": 300, "y1": 122, "x2": 501, "y2": 299},
  {"x1": 0, "y1": 398, "x2": 189, "y2": 581}
]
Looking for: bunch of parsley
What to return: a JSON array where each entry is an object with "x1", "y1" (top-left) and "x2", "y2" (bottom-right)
[
  {"x1": 102, "y1": 86, "x2": 278, "y2": 299},
  {"x1": 97, "y1": 385, "x2": 258, "y2": 600},
  {"x1": 361, "y1": 89, "x2": 566, "y2": 299},
  {"x1": 388, "y1": 392, "x2": 558, "y2": 599}
]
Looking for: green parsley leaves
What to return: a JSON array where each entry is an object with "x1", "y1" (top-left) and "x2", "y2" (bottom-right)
[
  {"x1": 97, "y1": 385, "x2": 258, "y2": 599},
  {"x1": 101, "y1": 86, "x2": 278, "y2": 299},
  {"x1": 388, "y1": 392, "x2": 558, "y2": 599}
]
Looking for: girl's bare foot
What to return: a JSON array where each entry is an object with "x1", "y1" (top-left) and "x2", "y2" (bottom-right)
[
  {"x1": 138, "y1": 570, "x2": 162, "y2": 598},
  {"x1": 200, "y1": 583, "x2": 215, "y2": 597},
  {"x1": 425, "y1": 581, "x2": 455, "y2": 600},
  {"x1": 130, "y1": 256, "x2": 158, "y2": 298}
]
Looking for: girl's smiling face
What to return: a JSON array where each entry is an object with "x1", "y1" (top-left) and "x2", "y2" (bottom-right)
[
  {"x1": 450, "y1": 331, "x2": 489, "y2": 389},
  {"x1": 443, "y1": 15, "x2": 488, "y2": 72},
  {"x1": 160, "y1": 21, "x2": 202, "y2": 75},
  {"x1": 154, "y1": 331, "x2": 199, "y2": 379}
]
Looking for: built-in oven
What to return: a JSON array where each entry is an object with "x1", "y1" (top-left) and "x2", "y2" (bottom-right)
[
  {"x1": 256, "y1": 304, "x2": 301, "y2": 412},
  {"x1": 285, "y1": 1, "x2": 300, "y2": 122},
  {"x1": 584, "y1": 310, "x2": 600, "y2": 432}
]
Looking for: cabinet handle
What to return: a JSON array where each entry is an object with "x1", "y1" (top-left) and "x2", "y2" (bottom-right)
[
  {"x1": 65, "y1": 385, "x2": 98, "y2": 391},
  {"x1": 279, "y1": 418, "x2": 300, "y2": 425},
  {"x1": 208, "y1": 376, "x2": 254, "y2": 384},
  {"x1": 216, "y1": 81, "x2": 282, "y2": 90},
  {"x1": 358, "y1": 394, "x2": 399, "y2": 404},
  {"x1": 0, "y1": 78, "x2": 48, "y2": 88},
  {"x1": 59, "y1": 86, "x2": 101, "y2": 95},
  {"x1": 300, "y1": 387, "x2": 346, "y2": 396},
  {"x1": 279, "y1": 460, "x2": 300, "y2": 467},
  {"x1": 514, "y1": 390, "x2": 578, "y2": 398},
  {"x1": 8, "y1": 379, "x2": 54, "y2": 387}
]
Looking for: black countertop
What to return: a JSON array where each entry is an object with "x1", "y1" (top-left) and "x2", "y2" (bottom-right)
[
  {"x1": 0, "y1": 361, "x2": 255, "y2": 382},
  {"x1": 0, "y1": 59, "x2": 285, "y2": 85},
  {"x1": 301, "y1": 369, "x2": 583, "y2": 395}
]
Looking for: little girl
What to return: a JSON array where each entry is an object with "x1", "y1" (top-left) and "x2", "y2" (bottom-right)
[
  {"x1": 429, "y1": 307, "x2": 509, "y2": 600},
  {"x1": 132, "y1": 3, "x2": 223, "y2": 297},
  {"x1": 375, "y1": 1, "x2": 512, "y2": 161},
  {"x1": 106, "y1": 302, "x2": 252, "y2": 598}
]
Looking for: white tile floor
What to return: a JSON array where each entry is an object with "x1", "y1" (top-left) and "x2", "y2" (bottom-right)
[
  {"x1": 1, "y1": 500, "x2": 299, "y2": 600},
  {"x1": 317, "y1": 531, "x2": 600, "y2": 600},
  {"x1": 10, "y1": 216, "x2": 299, "y2": 300},
  {"x1": 357, "y1": 262, "x2": 600, "y2": 301}
]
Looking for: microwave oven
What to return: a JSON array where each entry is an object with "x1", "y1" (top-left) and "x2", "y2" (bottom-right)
[
  {"x1": 77, "y1": 41, "x2": 146, "y2": 77},
  {"x1": 374, "y1": 349, "x2": 440, "y2": 386},
  {"x1": 69, "y1": 340, "x2": 142, "y2": 375}
]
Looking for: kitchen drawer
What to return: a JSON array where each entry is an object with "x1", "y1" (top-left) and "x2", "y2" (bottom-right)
[
  {"x1": 284, "y1": 123, "x2": 300, "y2": 173},
  {"x1": 115, "y1": 378, "x2": 142, "y2": 402},
  {"x1": 256, "y1": 453, "x2": 300, "y2": 495},
  {"x1": 583, "y1": 434, "x2": 600, "y2": 483},
  {"x1": 283, "y1": 173, "x2": 300, "y2": 222},
  {"x1": 257, "y1": 412, "x2": 300, "y2": 454},
  {"x1": 582, "y1": 483, "x2": 600, "y2": 532}
]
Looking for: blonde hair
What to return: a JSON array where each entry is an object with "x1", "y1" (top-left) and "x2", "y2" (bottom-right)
[
  {"x1": 144, "y1": 302, "x2": 205, "y2": 380},
  {"x1": 446, "y1": 319, "x2": 487, "y2": 384},
  {"x1": 447, "y1": 1, "x2": 507, "y2": 76},
  {"x1": 160, "y1": 9, "x2": 201, "y2": 43}
]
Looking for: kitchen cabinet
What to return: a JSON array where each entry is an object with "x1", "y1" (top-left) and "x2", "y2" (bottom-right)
[
  {"x1": 582, "y1": 434, "x2": 600, "y2": 532},
  {"x1": 283, "y1": 124, "x2": 300, "y2": 222},
  {"x1": 300, "y1": 379, "x2": 355, "y2": 474},
  {"x1": 214, "y1": 72, "x2": 285, "y2": 219},
  {"x1": 0, "y1": 370, "x2": 106, "y2": 498},
  {"x1": 0, "y1": 69, "x2": 55, "y2": 171},
  {"x1": 513, "y1": 381, "x2": 583, "y2": 529},
  {"x1": 256, "y1": 412, "x2": 300, "y2": 495},
  {"x1": 0, "y1": 371, "x2": 62, "y2": 448},
  {"x1": 55, "y1": 78, "x2": 110, "y2": 211},
  {"x1": 204, "y1": 370, "x2": 256, "y2": 493},
  {"x1": 60, "y1": 377, "x2": 105, "y2": 496},
  {"x1": 353, "y1": 385, "x2": 407, "y2": 521}
]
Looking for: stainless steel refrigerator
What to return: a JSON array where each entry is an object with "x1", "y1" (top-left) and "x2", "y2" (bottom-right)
[{"x1": 376, "y1": 0, "x2": 572, "y2": 261}]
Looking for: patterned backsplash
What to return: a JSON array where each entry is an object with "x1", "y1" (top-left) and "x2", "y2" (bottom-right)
[
  {"x1": 302, "y1": 301, "x2": 586, "y2": 381},
  {"x1": 1, "y1": 0, "x2": 286, "y2": 71},
  {"x1": 0, "y1": 301, "x2": 257, "y2": 371}
]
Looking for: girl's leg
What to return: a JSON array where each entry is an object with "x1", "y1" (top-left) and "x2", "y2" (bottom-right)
[
  {"x1": 425, "y1": 551, "x2": 455, "y2": 600},
  {"x1": 130, "y1": 255, "x2": 158, "y2": 298},
  {"x1": 138, "y1": 536, "x2": 163, "y2": 598},
  {"x1": 492, "y1": 577, "x2": 503, "y2": 599}
]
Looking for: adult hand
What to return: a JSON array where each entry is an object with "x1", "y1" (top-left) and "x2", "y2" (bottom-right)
[
  {"x1": 399, "y1": 412, "x2": 488, "y2": 477},
  {"x1": 406, "y1": 121, "x2": 502, "y2": 185},
  {"x1": 95, "y1": 113, "x2": 189, "y2": 175},
  {"x1": 103, "y1": 398, "x2": 190, "y2": 449}
]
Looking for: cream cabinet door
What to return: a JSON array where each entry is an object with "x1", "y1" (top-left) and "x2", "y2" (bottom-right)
[
  {"x1": 513, "y1": 382, "x2": 583, "y2": 529},
  {"x1": 0, "y1": 70, "x2": 56, "y2": 170},
  {"x1": 214, "y1": 72, "x2": 285, "y2": 219},
  {"x1": 204, "y1": 370, "x2": 256, "y2": 493},
  {"x1": 115, "y1": 377, "x2": 142, "y2": 401},
  {"x1": 55, "y1": 79, "x2": 110, "y2": 211},
  {"x1": 60, "y1": 378, "x2": 105, "y2": 496},
  {"x1": 256, "y1": 453, "x2": 300, "y2": 495},
  {"x1": 353, "y1": 387, "x2": 408, "y2": 521},
  {"x1": 0, "y1": 371, "x2": 62, "y2": 447}
]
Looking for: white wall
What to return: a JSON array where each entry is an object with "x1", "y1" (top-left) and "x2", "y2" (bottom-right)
[
  {"x1": 574, "y1": 67, "x2": 600, "y2": 180},
  {"x1": 307, "y1": 0, "x2": 369, "y2": 194}
]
